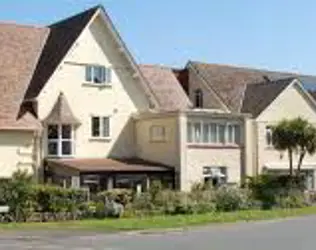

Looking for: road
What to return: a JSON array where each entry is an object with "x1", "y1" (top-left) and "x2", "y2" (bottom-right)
[{"x1": 0, "y1": 215, "x2": 315, "y2": 249}]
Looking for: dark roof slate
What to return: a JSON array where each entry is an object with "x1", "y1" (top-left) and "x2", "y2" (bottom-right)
[
  {"x1": 241, "y1": 78, "x2": 295, "y2": 117},
  {"x1": 24, "y1": 6, "x2": 99, "y2": 99}
]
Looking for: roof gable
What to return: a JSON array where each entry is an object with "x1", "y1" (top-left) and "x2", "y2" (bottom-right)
[
  {"x1": 241, "y1": 78, "x2": 294, "y2": 117},
  {"x1": 25, "y1": 6, "x2": 99, "y2": 100},
  {"x1": 189, "y1": 61, "x2": 316, "y2": 112}
]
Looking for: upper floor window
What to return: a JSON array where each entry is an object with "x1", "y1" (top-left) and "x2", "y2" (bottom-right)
[
  {"x1": 85, "y1": 65, "x2": 112, "y2": 85},
  {"x1": 187, "y1": 121, "x2": 241, "y2": 145},
  {"x1": 266, "y1": 126, "x2": 273, "y2": 147},
  {"x1": 150, "y1": 125, "x2": 166, "y2": 142},
  {"x1": 194, "y1": 89, "x2": 203, "y2": 108},
  {"x1": 47, "y1": 124, "x2": 73, "y2": 157},
  {"x1": 91, "y1": 116, "x2": 110, "y2": 138}
]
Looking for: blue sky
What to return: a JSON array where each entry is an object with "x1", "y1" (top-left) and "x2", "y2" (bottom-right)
[{"x1": 1, "y1": 0, "x2": 316, "y2": 74}]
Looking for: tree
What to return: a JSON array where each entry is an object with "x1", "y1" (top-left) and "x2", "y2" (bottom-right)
[
  {"x1": 272, "y1": 119, "x2": 297, "y2": 176},
  {"x1": 296, "y1": 122, "x2": 316, "y2": 173},
  {"x1": 272, "y1": 117, "x2": 316, "y2": 176}
]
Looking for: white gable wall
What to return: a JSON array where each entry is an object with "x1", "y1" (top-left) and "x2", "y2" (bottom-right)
[
  {"x1": 256, "y1": 82, "x2": 316, "y2": 173},
  {"x1": 37, "y1": 14, "x2": 150, "y2": 159}
]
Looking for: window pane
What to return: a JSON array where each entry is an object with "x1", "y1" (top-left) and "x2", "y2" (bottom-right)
[
  {"x1": 93, "y1": 66, "x2": 104, "y2": 83},
  {"x1": 234, "y1": 125, "x2": 240, "y2": 144},
  {"x1": 62, "y1": 125, "x2": 72, "y2": 139},
  {"x1": 92, "y1": 117, "x2": 100, "y2": 137},
  {"x1": 48, "y1": 141, "x2": 58, "y2": 155},
  {"x1": 266, "y1": 127, "x2": 272, "y2": 146},
  {"x1": 102, "y1": 117, "x2": 110, "y2": 137},
  {"x1": 210, "y1": 124, "x2": 217, "y2": 143},
  {"x1": 227, "y1": 124, "x2": 234, "y2": 143},
  {"x1": 203, "y1": 123, "x2": 209, "y2": 143},
  {"x1": 48, "y1": 125, "x2": 58, "y2": 139},
  {"x1": 85, "y1": 66, "x2": 92, "y2": 82},
  {"x1": 106, "y1": 68, "x2": 112, "y2": 83},
  {"x1": 62, "y1": 141, "x2": 72, "y2": 155},
  {"x1": 218, "y1": 124, "x2": 225, "y2": 143},
  {"x1": 193, "y1": 122, "x2": 202, "y2": 143},
  {"x1": 187, "y1": 123, "x2": 192, "y2": 143}
]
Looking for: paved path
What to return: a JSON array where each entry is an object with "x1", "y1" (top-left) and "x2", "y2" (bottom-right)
[{"x1": 0, "y1": 215, "x2": 316, "y2": 249}]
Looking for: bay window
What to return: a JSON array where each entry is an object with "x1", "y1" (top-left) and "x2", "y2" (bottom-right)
[
  {"x1": 187, "y1": 121, "x2": 241, "y2": 145},
  {"x1": 47, "y1": 124, "x2": 73, "y2": 157}
]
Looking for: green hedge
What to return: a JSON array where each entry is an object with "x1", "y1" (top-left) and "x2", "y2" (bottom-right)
[{"x1": 0, "y1": 171, "x2": 86, "y2": 222}]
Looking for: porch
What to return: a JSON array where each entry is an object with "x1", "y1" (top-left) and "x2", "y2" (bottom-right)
[{"x1": 44, "y1": 158, "x2": 175, "y2": 192}]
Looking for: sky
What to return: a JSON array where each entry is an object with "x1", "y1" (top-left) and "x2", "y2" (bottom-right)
[{"x1": 1, "y1": 0, "x2": 316, "y2": 75}]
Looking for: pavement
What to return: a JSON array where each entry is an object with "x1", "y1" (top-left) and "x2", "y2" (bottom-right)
[{"x1": 0, "y1": 215, "x2": 316, "y2": 249}]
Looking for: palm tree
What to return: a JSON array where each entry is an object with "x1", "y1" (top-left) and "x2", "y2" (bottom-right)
[
  {"x1": 272, "y1": 120, "x2": 297, "y2": 176},
  {"x1": 296, "y1": 123, "x2": 316, "y2": 173},
  {"x1": 272, "y1": 118, "x2": 316, "y2": 176}
]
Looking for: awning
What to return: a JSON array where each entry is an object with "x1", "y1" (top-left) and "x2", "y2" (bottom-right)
[{"x1": 46, "y1": 158, "x2": 174, "y2": 173}]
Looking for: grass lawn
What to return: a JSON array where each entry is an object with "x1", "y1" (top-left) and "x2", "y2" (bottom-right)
[{"x1": 1, "y1": 206, "x2": 316, "y2": 232}]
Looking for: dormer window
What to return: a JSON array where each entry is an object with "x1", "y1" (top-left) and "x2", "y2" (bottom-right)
[
  {"x1": 194, "y1": 89, "x2": 203, "y2": 108},
  {"x1": 85, "y1": 65, "x2": 112, "y2": 85}
]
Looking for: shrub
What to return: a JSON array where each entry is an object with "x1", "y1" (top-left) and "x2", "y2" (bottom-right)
[
  {"x1": 33, "y1": 185, "x2": 86, "y2": 219},
  {"x1": 2, "y1": 170, "x2": 34, "y2": 222},
  {"x1": 247, "y1": 174, "x2": 306, "y2": 209},
  {"x1": 275, "y1": 190, "x2": 307, "y2": 208},
  {"x1": 214, "y1": 186, "x2": 253, "y2": 212},
  {"x1": 96, "y1": 189, "x2": 132, "y2": 206}
]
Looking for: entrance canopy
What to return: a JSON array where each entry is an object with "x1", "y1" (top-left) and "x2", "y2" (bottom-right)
[{"x1": 46, "y1": 158, "x2": 174, "y2": 174}]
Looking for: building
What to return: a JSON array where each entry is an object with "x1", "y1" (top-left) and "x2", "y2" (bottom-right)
[{"x1": 1, "y1": 5, "x2": 316, "y2": 192}]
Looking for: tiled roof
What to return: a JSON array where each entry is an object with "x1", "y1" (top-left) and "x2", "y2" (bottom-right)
[
  {"x1": 47, "y1": 158, "x2": 174, "y2": 173},
  {"x1": 241, "y1": 78, "x2": 295, "y2": 117},
  {"x1": 25, "y1": 6, "x2": 99, "y2": 99},
  {"x1": 139, "y1": 65, "x2": 192, "y2": 111},
  {"x1": 0, "y1": 23, "x2": 48, "y2": 130},
  {"x1": 43, "y1": 92, "x2": 80, "y2": 125},
  {"x1": 190, "y1": 61, "x2": 316, "y2": 113}
]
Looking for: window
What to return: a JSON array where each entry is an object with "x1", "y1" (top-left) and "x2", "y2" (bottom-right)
[
  {"x1": 203, "y1": 166, "x2": 227, "y2": 187},
  {"x1": 91, "y1": 116, "x2": 110, "y2": 138},
  {"x1": 85, "y1": 65, "x2": 112, "y2": 84},
  {"x1": 227, "y1": 124, "x2": 241, "y2": 144},
  {"x1": 266, "y1": 126, "x2": 273, "y2": 146},
  {"x1": 194, "y1": 89, "x2": 203, "y2": 108},
  {"x1": 187, "y1": 121, "x2": 241, "y2": 145},
  {"x1": 150, "y1": 125, "x2": 166, "y2": 142},
  {"x1": 47, "y1": 124, "x2": 73, "y2": 157}
]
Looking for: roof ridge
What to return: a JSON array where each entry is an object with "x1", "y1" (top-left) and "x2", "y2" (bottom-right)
[
  {"x1": 250, "y1": 77, "x2": 297, "y2": 86},
  {"x1": 0, "y1": 21, "x2": 45, "y2": 30},
  {"x1": 48, "y1": 5, "x2": 100, "y2": 27},
  {"x1": 139, "y1": 64, "x2": 178, "y2": 71},
  {"x1": 190, "y1": 60, "x2": 316, "y2": 78}
]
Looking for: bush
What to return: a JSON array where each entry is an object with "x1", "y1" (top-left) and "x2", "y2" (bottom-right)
[
  {"x1": 247, "y1": 174, "x2": 306, "y2": 209},
  {"x1": 96, "y1": 189, "x2": 132, "y2": 206},
  {"x1": 33, "y1": 185, "x2": 86, "y2": 219},
  {"x1": 1, "y1": 170, "x2": 34, "y2": 222},
  {"x1": 214, "y1": 186, "x2": 254, "y2": 212},
  {"x1": 275, "y1": 190, "x2": 307, "y2": 209}
]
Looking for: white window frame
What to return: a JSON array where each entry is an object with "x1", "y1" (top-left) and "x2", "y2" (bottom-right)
[
  {"x1": 47, "y1": 124, "x2": 74, "y2": 157},
  {"x1": 187, "y1": 120, "x2": 241, "y2": 145},
  {"x1": 150, "y1": 125, "x2": 166, "y2": 142},
  {"x1": 90, "y1": 116, "x2": 111, "y2": 139},
  {"x1": 85, "y1": 65, "x2": 112, "y2": 85}
]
